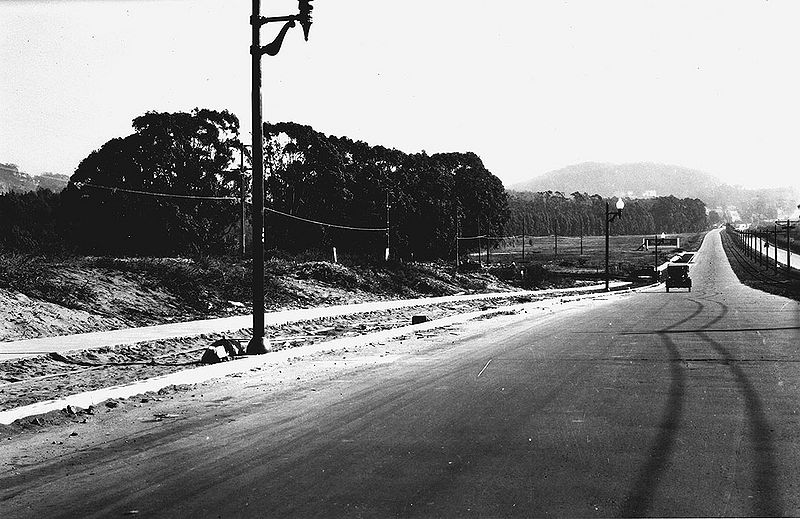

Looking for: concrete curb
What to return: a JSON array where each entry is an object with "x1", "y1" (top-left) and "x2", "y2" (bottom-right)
[{"x1": 0, "y1": 283, "x2": 636, "y2": 425}]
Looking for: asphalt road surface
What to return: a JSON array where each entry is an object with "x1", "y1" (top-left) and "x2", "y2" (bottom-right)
[{"x1": 2, "y1": 228, "x2": 799, "y2": 517}]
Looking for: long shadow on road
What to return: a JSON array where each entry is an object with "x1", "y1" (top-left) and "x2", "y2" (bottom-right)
[
  {"x1": 619, "y1": 297, "x2": 783, "y2": 517},
  {"x1": 698, "y1": 299, "x2": 783, "y2": 517},
  {"x1": 617, "y1": 300, "x2": 700, "y2": 517}
]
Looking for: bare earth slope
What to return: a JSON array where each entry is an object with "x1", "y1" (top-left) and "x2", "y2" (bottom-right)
[{"x1": 0, "y1": 256, "x2": 515, "y2": 342}]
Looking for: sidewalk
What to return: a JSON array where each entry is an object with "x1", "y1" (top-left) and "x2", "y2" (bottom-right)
[
  {"x1": 744, "y1": 236, "x2": 800, "y2": 271},
  {"x1": 0, "y1": 282, "x2": 630, "y2": 360}
]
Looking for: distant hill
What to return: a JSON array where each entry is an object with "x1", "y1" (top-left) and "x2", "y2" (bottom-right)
[
  {"x1": 0, "y1": 163, "x2": 69, "y2": 194},
  {"x1": 510, "y1": 161, "x2": 799, "y2": 222},
  {"x1": 510, "y1": 162, "x2": 721, "y2": 199}
]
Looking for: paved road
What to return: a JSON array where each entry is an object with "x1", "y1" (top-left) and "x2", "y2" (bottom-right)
[{"x1": 2, "y1": 228, "x2": 799, "y2": 517}]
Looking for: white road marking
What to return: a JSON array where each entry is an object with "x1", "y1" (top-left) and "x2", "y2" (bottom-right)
[{"x1": 477, "y1": 359, "x2": 492, "y2": 378}]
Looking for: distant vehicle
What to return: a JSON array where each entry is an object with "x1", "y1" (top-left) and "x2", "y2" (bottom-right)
[{"x1": 665, "y1": 264, "x2": 691, "y2": 292}]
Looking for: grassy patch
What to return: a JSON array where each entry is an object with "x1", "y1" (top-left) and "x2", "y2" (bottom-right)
[{"x1": 469, "y1": 231, "x2": 708, "y2": 282}]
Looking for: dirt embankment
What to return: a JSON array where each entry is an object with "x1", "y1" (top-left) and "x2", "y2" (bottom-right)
[{"x1": 0, "y1": 255, "x2": 519, "y2": 343}]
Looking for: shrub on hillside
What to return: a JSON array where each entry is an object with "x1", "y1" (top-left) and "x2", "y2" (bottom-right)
[
  {"x1": 0, "y1": 254, "x2": 94, "y2": 308},
  {"x1": 294, "y1": 261, "x2": 363, "y2": 289},
  {"x1": 83, "y1": 256, "x2": 252, "y2": 311}
]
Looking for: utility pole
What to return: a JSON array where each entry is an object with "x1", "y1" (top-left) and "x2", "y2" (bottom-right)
[
  {"x1": 521, "y1": 214, "x2": 525, "y2": 263},
  {"x1": 654, "y1": 234, "x2": 659, "y2": 281},
  {"x1": 477, "y1": 216, "x2": 481, "y2": 265},
  {"x1": 385, "y1": 192, "x2": 390, "y2": 261},
  {"x1": 455, "y1": 208, "x2": 459, "y2": 267},
  {"x1": 775, "y1": 223, "x2": 779, "y2": 272},
  {"x1": 486, "y1": 217, "x2": 490, "y2": 264},
  {"x1": 605, "y1": 205, "x2": 610, "y2": 290},
  {"x1": 554, "y1": 220, "x2": 558, "y2": 257},
  {"x1": 785, "y1": 219, "x2": 794, "y2": 273},
  {"x1": 240, "y1": 145, "x2": 247, "y2": 259},
  {"x1": 788, "y1": 220, "x2": 792, "y2": 272}
]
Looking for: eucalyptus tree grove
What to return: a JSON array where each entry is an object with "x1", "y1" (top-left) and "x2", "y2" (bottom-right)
[
  {"x1": 262, "y1": 122, "x2": 509, "y2": 260},
  {"x1": 1, "y1": 111, "x2": 711, "y2": 258},
  {"x1": 65, "y1": 109, "x2": 244, "y2": 255},
  {"x1": 506, "y1": 191, "x2": 708, "y2": 237}
]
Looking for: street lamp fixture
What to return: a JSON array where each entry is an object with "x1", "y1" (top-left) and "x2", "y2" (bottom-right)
[
  {"x1": 248, "y1": 0, "x2": 314, "y2": 355},
  {"x1": 257, "y1": 0, "x2": 314, "y2": 56},
  {"x1": 605, "y1": 198, "x2": 624, "y2": 291}
]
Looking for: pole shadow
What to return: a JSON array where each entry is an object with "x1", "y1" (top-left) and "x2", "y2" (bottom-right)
[
  {"x1": 619, "y1": 297, "x2": 783, "y2": 517},
  {"x1": 698, "y1": 300, "x2": 783, "y2": 516},
  {"x1": 618, "y1": 300, "x2": 703, "y2": 517}
]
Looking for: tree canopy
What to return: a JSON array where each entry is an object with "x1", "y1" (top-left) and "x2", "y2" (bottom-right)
[
  {"x1": 65, "y1": 109, "x2": 244, "y2": 255},
  {"x1": 1, "y1": 112, "x2": 713, "y2": 259},
  {"x1": 505, "y1": 191, "x2": 708, "y2": 237},
  {"x1": 262, "y1": 122, "x2": 509, "y2": 260}
]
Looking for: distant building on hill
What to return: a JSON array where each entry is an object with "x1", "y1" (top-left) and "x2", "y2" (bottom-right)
[{"x1": 0, "y1": 162, "x2": 68, "y2": 193}]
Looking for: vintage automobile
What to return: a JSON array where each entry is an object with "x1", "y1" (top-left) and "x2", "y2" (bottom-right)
[{"x1": 665, "y1": 263, "x2": 691, "y2": 292}]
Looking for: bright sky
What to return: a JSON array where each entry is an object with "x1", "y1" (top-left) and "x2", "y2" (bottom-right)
[{"x1": 2, "y1": 0, "x2": 799, "y2": 190}]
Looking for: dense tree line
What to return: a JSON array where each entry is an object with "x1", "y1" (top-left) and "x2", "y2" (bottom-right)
[
  {"x1": 0, "y1": 109, "x2": 711, "y2": 258},
  {"x1": 0, "y1": 112, "x2": 510, "y2": 260},
  {"x1": 65, "y1": 109, "x2": 244, "y2": 255},
  {"x1": 0, "y1": 189, "x2": 67, "y2": 253},
  {"x1": 506, "y1": 191, "x2": 708, "y2": 237},
  {"x1": 262, "y1": 122, "x2": 508, "y2": 260}
]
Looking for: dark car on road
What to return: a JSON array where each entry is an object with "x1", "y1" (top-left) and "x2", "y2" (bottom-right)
[{"x1": 665, "y1": 263, "x2": 691, "y2": 292}]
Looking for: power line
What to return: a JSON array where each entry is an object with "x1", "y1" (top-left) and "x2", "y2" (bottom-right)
[
  {"x1": 266, "y1": 207, "x2": 388, "y2": 232},
  {"x1": 74, "y1": 181, "x2": 388, "y2": 232},
  {"x1": 485, "y1": 235, "x2": 522, "y2": 240},
  {"x1": 457, "y1": 234, "x2": 522, "y2": 241},
  {"x1": 73, "y1": 182, "x2": 239, "y2": 201}
]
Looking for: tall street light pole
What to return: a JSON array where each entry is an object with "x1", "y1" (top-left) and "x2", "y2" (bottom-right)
[
  {"x1": 248, "y1": 0, "x2": 314, "y2": 355},
  {"x1": 605, "y1": 198, "x2": 625, "y2": 291}
]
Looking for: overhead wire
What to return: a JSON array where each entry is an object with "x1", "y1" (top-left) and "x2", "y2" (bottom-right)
[
  {"x1": 73, "y1": 181, "x2": 239, "y2": 201},
  {"x1": 266, "y1": 207, "x2": 387, "y2": 232},
  {"x1": 74, "y1": 181, "x2": 388, "y2": 232}
]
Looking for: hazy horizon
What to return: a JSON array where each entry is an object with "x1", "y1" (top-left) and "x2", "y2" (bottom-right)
[{"x1": 3, "y1": 1, "x2": 800, "y2": 192}]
